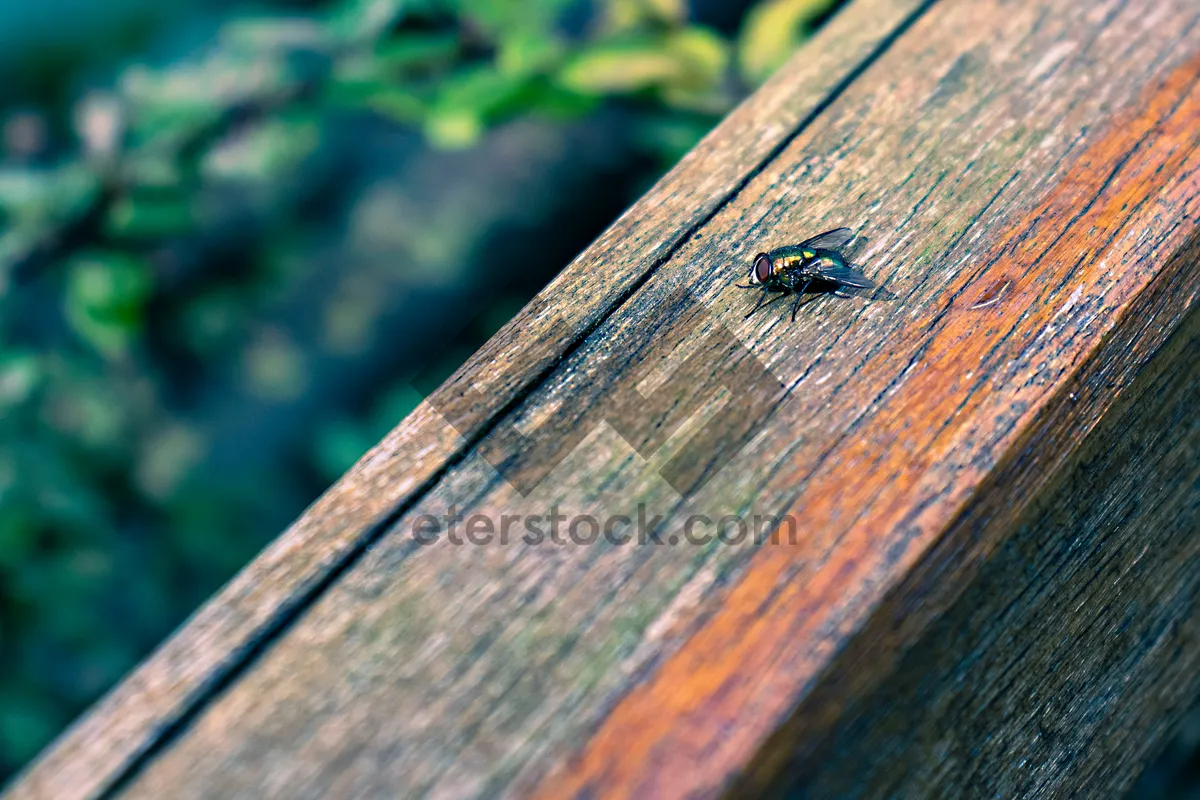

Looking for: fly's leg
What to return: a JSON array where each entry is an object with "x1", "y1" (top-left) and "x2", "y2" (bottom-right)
[
  {"x1": 744, "y1": 285, "x2": 777, "y2": 318},
  {"x1": 790, "y1": 280, "x2": 813, "y2": 321},
  {"x1": 746, "y1": 291, "x2": 785, "y2": 319},
  {"x1": 747, "y1": 293, "x2": 790, "y2": 318}
]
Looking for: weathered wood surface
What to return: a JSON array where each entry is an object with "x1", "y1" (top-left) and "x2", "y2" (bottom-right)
[
  {"x1": 757, "y1": 282, "x2": 1200, "y2": 797},
  {"x1": 9, "y1": 0, "x2": 1200, "y2": 797}
]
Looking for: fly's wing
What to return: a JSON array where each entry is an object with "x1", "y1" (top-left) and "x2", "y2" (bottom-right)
[
  {"x1": 817, "y1": 263, "x2": 875, "y2": 289},
  {"x1": 797, "y1": 227, "x2": 854, "y2": 251}
]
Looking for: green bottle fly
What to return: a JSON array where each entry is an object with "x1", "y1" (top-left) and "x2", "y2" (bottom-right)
[{"x1": 739, "y1": 227, "x2": 875, "y2": 320}]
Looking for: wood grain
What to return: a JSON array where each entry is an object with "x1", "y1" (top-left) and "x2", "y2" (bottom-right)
[
  {"x1": 766, "y1": 272, "x2": 1200, "y2": 798},
  {"x1": 532, "y1": 40, "x2": 1200, "y2": 800},
  {"x1": 1, "y1": 2, "x2": 931, "y2": 798},
  {"x1": 11, "y1": 0, "x2": 1200, "y2": 797}
]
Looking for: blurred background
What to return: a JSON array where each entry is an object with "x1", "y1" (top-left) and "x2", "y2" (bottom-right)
[{"x1": 0, "y1": 0, "x2": 1194, "y2": 793}]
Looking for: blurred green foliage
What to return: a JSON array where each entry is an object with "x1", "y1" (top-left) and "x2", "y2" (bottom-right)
[{"x1": 0, "y1": 0, "x2": 843, "y2": 784}]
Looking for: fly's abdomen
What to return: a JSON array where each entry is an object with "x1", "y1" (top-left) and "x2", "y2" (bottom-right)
[{"x1": 816, "y1": 251, "x2": 847, "y2": 271}]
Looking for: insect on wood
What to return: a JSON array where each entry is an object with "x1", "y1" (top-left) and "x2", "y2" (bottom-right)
[{"x1": 739, "y1": 227, "x2": 876, "y2": 320}]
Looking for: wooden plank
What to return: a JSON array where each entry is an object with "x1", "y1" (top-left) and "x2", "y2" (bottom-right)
[
  {"x1": 2, "y1": 2, "x2": 933, "y2": 799},
  {"x1": 14, "y1": 0, "x2": 1200, "y2": 798},
  {"x1": 528, "y1": 37, "x2": 1200, "y2": 799},
  {"x1": 753, "y1": 286, "x2": 1200, "y2": 797},
  {"x1": 107, "y1": 0, "x2": 1200, "y2": 795}
]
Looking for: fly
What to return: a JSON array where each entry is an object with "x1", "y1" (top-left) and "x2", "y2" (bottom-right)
[{"x1": 738, "y1": 227, "x2": 875, "y2": 321}]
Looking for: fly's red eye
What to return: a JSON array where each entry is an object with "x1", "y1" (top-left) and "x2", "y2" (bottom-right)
[{"x1": 754, "y1": 254, "x2": 772, "y2": 283}]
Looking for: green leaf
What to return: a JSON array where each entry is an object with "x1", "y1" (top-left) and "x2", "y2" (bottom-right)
[
  {"x1": 105, "y1": 193, "x2": 194, "y2": 238},
  {"x1": 375, "y1": 32, "x2": 462, "y2": 73},
  {"x1": 455, "y1": 0, "x2": 572, "y2": 38},
  {"x1": 363, "y1": 88, "x2": 428, "y2": 125},
  {"x1": 602, "y1": 0, "x2": 687, "y2": 31},
  {"x1": 558, "y1": 27, "x2": 729, "y2": 97},
  {"x1": 201, "y1": 116, "x2": 321, "y2": 181},
  {"x1": 67, "y1": 253, "x2": 153, "y2": 313},
  {"x1": 663, "y1": 26, "x2": 729, "y2": 88},
  {"x1": 737, "y1": 0, "x2": 839, "y2": 85},
  {"x1": 433, "y1": 65, "x2": 534, "y2": 115},
  {"x1": 657, "y1": 26, "x2": 732, "y2": 110},
  {"x1": 424, "y1": 110, "x2": 485, "y2": 149},
  {"x1": 557, "y1": 38, "x2": 688, "y2": 95},
  {"x1": 422, "y1": 66, "x2": 541, "y2": 147},
  {"x1": 325, "y1": 55, "x2": 430, "y2": 122},
  {"x1": 520, "y1": 82, "x2": 599, "y2": 120},
  {"x1": 0, "y1": 165, "x2": 101, "y2": 228},
  {"x1": 122, "y1": 76, "x2": 224, "y2": 147},
  {"x1": 497, "y1": 31, "x2": 565, "y2": 77},
  {"x1": 122, "y1": 52, "x2": 297, "y2": 151},
  {"x1": 326, "y1": 0, "x2": 413, "y2": 41},
  {"x1": 0, "y1": 227, "x2": 45, "y2": 278},
  {"x1": 64, "y1": 252, "x2": 153, "y2": 358}
]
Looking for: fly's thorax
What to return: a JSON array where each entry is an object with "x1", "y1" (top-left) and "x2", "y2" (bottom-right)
[
  {"x1": 771, "y1": 253, "x2": 807, "y2": 275},
  {"x1": 769, "y1": 245, "x2": 824, "y2": 276}
]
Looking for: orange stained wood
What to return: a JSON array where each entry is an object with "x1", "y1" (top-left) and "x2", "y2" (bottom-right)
[{"x1": 531, "y1": 55, "x2": 1200, "y2": 800}]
